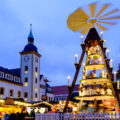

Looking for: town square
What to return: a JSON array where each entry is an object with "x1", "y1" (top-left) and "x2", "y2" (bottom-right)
[{"x1": 0, "y1": 0, "x2": 120, "y2": 120}]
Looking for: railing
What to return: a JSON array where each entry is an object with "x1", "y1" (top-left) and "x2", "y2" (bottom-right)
[{"x1": 35, "y1": 112, "x2": 120, "y2": 120}]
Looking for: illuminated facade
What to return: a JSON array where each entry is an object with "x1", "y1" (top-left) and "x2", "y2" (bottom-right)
[
  {"x1": 0, "y1": 26, "x2": 54, "y2": 103},
  {"x1": 75, "y1": 28, "x2": 120, "y2": 112}
]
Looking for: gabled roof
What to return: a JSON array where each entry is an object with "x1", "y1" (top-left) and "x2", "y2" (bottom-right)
[
  {"x1": 85, "y1": 28, "x2": 101, "y2": 43},
  {"x1": 33, "y1": 101, "x2": 53, "y2": 107},
  {"x1": 52, "y1": 84, "x2": 79, "y2": 95}
]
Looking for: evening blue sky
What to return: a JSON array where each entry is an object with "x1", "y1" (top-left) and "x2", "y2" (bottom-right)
[{"x1": 0, "y1": 0, "x2": 120, "y2": 86}]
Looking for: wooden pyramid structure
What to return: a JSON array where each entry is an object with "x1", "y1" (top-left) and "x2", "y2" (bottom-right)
[{"x1": 63, "y1": 28, "x2": 120, "y2": 112}]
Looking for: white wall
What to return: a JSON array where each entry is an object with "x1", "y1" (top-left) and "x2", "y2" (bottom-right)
[
  {"x1": 40, "y1": 76, "x2": 46, "y2": 101},
  {"x1": 32, "y1": 54, "x2": 40, "y2": 101},
  {"x1": 0, "y1": 81, "x2": 22, "y2": 99},
  {"x1": 21, "y1": 53, "x2": 40, "y2": 102},
  {"x1": 47, "y1": 93, "x2": 54, "y2": 102},
  {"x1": 21, "y1": 54, "x2": 33, "y2": 102}
]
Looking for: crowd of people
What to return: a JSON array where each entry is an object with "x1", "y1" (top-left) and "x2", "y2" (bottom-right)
[{"x1": 0, "y1": 109, "x2": 35, "y2": 120}]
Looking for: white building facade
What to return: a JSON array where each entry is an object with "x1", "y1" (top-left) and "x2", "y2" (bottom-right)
[{"x1": 0, "y1": 27, "x2": 54, "y2": 103}]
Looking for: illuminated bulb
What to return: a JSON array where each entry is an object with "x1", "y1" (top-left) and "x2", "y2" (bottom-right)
[
  {"x1": 114, "y1": 71, "x2": 117, "y2": 82},
  {"x1": 75, "y1": 54, "x2": 78, "y2": 63},
  {"x1": 100, "y1": 31, "x2": 103, "y2": 40},
  {"x1": 106, "y1": 49, "x2": 109, "y2": 58},
  {"x1": 81, "y1": 35, "x2": 83, "y2": 44},
  {"x1": 67, "y1": 75, "x2": 70, "y2": 86}
]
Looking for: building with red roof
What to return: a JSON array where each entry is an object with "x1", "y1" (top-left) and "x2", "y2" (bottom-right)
[{"x1": 52, "y1": 84, "x2": 79, "y2": 102}]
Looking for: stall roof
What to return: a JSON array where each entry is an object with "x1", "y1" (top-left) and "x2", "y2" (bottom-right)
[{"x1": 32, "y1": 101, "x2": 53, "y2": 107}]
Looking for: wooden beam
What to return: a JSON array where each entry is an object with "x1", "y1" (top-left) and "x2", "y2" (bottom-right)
[
  {"x1": 63, "y1": 44, "x2": 86, "y2": 112},
  {"x1": 99, "y1": 43, "x2": 120, "y2": 111}
]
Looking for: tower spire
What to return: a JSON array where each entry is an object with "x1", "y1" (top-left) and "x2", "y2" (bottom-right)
[{"x1": 28, "y1": 24, "x2": 34, "y2": 44}]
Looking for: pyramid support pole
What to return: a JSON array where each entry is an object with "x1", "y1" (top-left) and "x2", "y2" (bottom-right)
[
  {"x1": 99, "y1": 42, "x2": 120, "y2": 111},
  {"x1": 63, "y1": 44, "x2": 86, "y2": 113}
]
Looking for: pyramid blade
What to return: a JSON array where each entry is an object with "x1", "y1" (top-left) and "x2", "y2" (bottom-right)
[
  {"x1": 68, "y1": 21, "x2": 86, "y2": 27},
  {"x1": 98, "y1": 21, "x2": 117, "y2": 25},
  {"x1": 89, "y1": 2, "x2": 97, "y2": 17},
  {"x1": 100, "y1": 16, "x2": 120, "y2": 20},
  {"x1": 79, "y1": 24, "x2": 91, "y2": 34},
  {"x1": 69, "y1": 23, "x2": 88, "y2": 32},
  {"x1": 67, "y1": 8, "x2": 90, "y2": 32},
  {"x1": 96, "y1": 4, "x2": 111, "y2": 17},
  {"x1": 99, "y1": 9, "x2": 119, "y2": 18},
  {"x1": 96, "y1": 23, "x2": 108, "y2": 31},
  {"x1": 67, "y1": 17, "x2": 87, "y2": 23},
  {"x1": 68, "y1": 8, "x2": 90, "y2": 20}
]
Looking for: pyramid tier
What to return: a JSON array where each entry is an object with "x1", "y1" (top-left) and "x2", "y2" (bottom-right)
[
  {"x1": 85, "y1": 64, "x2": 104, "y2": 70},
  {"x1": 75, "y1": 95, "x2": 114, "y2": 101},
  {"x1": 87, "y1": 53, "x2": 101, "y2": 59},
  {"x1": 80, "y1": 78, "x2": 109, "y2": 85}
]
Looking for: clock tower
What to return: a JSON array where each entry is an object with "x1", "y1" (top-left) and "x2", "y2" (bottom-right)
[{"x1": 20, "y1": 25, "x2": 41, "y2": 102}]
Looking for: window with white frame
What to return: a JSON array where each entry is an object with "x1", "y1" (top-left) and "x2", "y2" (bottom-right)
[{"x1": 0, "y1": 72, "x2": 4, "y2": 78}]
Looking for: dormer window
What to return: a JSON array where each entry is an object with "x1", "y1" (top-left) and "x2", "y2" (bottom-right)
[
  {"x1": 25, "y1": 66, "x2": 28, "y2": 73},
  {"x1": 0, "y1": 72, "x2": 4, "y2": 78}
]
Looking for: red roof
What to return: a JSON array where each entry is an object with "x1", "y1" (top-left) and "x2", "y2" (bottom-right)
[{"x1": 51, "y1": 84, "x2": 79, "y2": 95}]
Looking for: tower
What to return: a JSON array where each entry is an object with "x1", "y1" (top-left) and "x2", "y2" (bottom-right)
[{"x1": 20, "y1": 25, "x2": 41, "y2": 102}]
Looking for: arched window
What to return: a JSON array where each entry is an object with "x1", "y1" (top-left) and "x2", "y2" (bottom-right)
[
  {"x1": 24, "y1": 66, "x2": 28, "y2": 73},
  {"x1": 24, "y1": 77, "x2": 28, "y2": 86}
]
